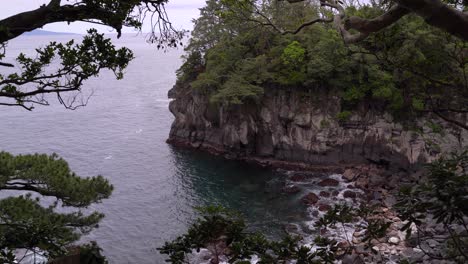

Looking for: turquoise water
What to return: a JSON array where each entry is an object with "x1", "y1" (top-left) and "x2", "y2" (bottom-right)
[{"x1": 0, "y1": 35, "x2": 308, "y2": 263}]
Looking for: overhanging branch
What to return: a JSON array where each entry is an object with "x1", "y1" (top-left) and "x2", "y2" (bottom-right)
[
  {"x1": 0, "y1": 4, "x2": 124, "y2": 43},
  {"x1": 281, "y1": 0, "x2": 468, "y2": 43}
]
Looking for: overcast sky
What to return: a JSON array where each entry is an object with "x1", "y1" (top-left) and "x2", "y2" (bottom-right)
[{"x1": 0, "y1": 0, "x2": 207, "y2": 33}]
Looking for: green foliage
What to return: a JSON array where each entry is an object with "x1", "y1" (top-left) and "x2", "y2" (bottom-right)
[
  {"x1": 320, "y1": 119, "x2": 330, "y2": 129},
  {"x1": 0, "y1": 152, "x2": 113, "y2": 259},
  {"x1": 177, "y1": 0, "x2": 467, "y2": 125},
  {"x1": 79, "y1": 242, "x2": 109, "y2": 264},
  {"x1": 0, "y1": 195, "x2": 103, "y2": 258},
  {"x1": 177, "y1": 51, "x2": 204, "y2": 83},
  {"x1": 281, "y1": 41, "x2": 305, "y2": 65},
  {"x1": 210, "y1": 74, "x2": 264, "y2": 104},
  {"x1": 159, "y1": 206, "x2": 339, "y2": 263},
  {"x1": 316, "y1": 204, "x2": 391, "y2": 250},
  {"x1": 336, "y1": 111, "x2": 352, "y2": 122},
  {"x1": 412, "y1": 98, "x2": 425, "y2": 111},
  {"x1": 0, "y1": 152, "x2": 113, "y2": 207},
  {"x1": 425, "y1": 121, "x2": 444, "y2": 134},
  {"x1": 0, "y1": 29, "x2": 134, "y2": 110},
  {"x1": 396, "y1": 150, "x2": 468, "y2": 261},
  {"x1": 158, "y1": 205, "x2": 246, "y2": 263},
  {"x1": 160, "y1": 204, "x2": 391, "y2": 264},
  {"x1": 0, "y1": 248, "x2": 15, "y2": 264}
]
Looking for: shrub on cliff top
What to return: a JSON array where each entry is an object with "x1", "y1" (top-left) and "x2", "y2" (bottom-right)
[{"x1": 178, "y1": 0, "x2": 467, "y2": 130}]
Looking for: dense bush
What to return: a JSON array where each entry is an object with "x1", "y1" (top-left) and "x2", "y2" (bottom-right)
[{"x1": 177, "y1": 0, "x2": 467, "y2": 126}]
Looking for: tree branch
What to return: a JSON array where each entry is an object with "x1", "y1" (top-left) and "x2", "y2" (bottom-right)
[
  {"x1": 2, "y1": 185, "x2": 71, "y2": 203},
  {"x1": 0, "y1": 4, "x2": 124, "y2": 43},
  {"x1": 433, "y1": 110, "x2": 468, "y2": 130},
  {"x1": 0, "y1": 62, "x2": 14, "y2": 67},
  {"x1": 282, "y1": 0, "x2": 468, "y2": 42},
  {"x1": 344, "y1": 4, "x2": 411, "y2": 36},
  {"x1": 395, "y1": 0, "x2": 468, "y2": 41}
]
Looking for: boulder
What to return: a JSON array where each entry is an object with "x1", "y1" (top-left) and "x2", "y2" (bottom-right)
[
  {"x1": 343, "y1": 169, "x2": 358, "y2": 181},
  {"x1": 319, "y1": 191, "x2": 331, "y2": 198},
  {"x1": 388, "y1": 237, "x2": 400, "y2": 245},
  {"x1": 318, "y1": 178, "x2": 339, "y2": 187},
  {"x1": 289, "y1": 174, "x2": 307, "y2": 182},
  {"x1": 318, "y1": 203, "x2": 332, "y2": 212},
  {"x1": 301, "y1": 192, "x2": 319, "y2": 205},
  {"x1": 343, "y1": 190, "x2": 357, "y2": 199},
  {"x1": 283, "y1": 185, "x2": 301, "y2": 194}
]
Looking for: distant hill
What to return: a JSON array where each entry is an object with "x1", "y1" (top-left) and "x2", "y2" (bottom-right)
[{"x1": 23, "y1": 30, "x2": 78, "y2": 36}]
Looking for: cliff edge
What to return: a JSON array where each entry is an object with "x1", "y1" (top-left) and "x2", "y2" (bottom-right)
[{"x1": 168, "y1": 84, "x2": 467, "y2": 172}]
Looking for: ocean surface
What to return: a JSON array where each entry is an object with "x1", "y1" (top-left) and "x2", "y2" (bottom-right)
[{"x1": 0, "y1": 35, "x2": 309, "y2": 263}]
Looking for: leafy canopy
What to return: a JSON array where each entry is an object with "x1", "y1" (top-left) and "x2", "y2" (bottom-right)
[
  {"x1": 178, "y1": 0, "x2": 467, "y2": 128},
  {"x1": 0, "y1": 152, "x2": 113, "y2": 261}
]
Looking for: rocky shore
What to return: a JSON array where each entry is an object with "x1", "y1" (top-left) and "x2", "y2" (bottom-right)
[
  {"x1": 167, "y1": 84, "x2": 467, "y2": 263},
  {"x1": 280, "y1": 164, "x2": 461, "y2": 264}
]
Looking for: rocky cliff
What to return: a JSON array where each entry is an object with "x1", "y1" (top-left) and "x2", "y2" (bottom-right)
[{"x1": 168, "y1": 84, "x2": 467, "y2": 172}]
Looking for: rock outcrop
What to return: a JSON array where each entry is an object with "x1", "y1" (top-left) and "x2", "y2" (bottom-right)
[{"x1": 168, "y1": 84, "x2": 467, "y2": 171}]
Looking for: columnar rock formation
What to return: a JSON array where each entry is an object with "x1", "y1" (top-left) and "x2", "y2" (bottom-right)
[{"x1": 168, "y1": 84, "x2": 467, "y2": 171}]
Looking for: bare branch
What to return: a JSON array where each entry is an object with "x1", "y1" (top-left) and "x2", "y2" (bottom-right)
[{"x1": 0, "y1": 62, "x2": 14, "y2": 67}]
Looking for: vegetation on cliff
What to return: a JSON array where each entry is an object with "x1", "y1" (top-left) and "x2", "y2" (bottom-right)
[{"x1": 177, "y1": 0, "x2": 467, "y2": 128}]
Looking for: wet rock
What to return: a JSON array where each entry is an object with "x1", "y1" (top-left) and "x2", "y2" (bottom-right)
[
  {"x1": 343, "y1": 190, "x2": 357, "y2": 199},
  {"x1": 289, "y1": 174, "x2": 307, "y2": 182},
  {"x1": 320, "y1": 228, "x2": 328, "y2": 235},
  {"x1": 318, "y1": 203, "x2": 332, "y2": 212},
  {"x1": 388, "y1": 237, "x2": 400, "y2": 245},
  {"x1": 353, "y1": 230, "x2": 366, "y2": 238},
  {"x1": 318, "y1": 178, "x2": 339, "y2": 187},
  {"x1": 341, "y1": 253, "x2": 365, "y2": 264},
  {"x1": 294, "y1": 113, "x2": 311, "y2": 127},
  {"x1": 384, "y1": 195, "x2": 397, "y2": 207},
  {"x1": 372, "y1": 191, "x2": 383, "y2": 200},
  {"x1": 337, "y1": 241, "x2": 350, "y2": 248},
  {"x1": 301, "y1": 192, "x2": 319, "y2": 205},
  {"x1": 332, "y1": 190, "x2": 340, "y2": 196},
  {"x1": 284, "y1": 223, "x2": 299, "y2": 234},
  {"x1": 352, "y1": 237, "x2": 360, "y2": 244},
  {"x1": 283, "y1": 185, "x2": 300, "y2": 194},
  {"x1": 371, "y1": 246, "x2": 379, "y2": 253},
  {"x1": 319, "y1": 191, "x2": 331, "y2": 198},
  {"x1": 343, "y1": 169, "x2": 358, "y2": 181},
  {"x1": 355, "y1": 177, "x2": 369, "y2": 189},
  {"x1": 426, "y1": 239, "x2": 438, "y2": 248}
]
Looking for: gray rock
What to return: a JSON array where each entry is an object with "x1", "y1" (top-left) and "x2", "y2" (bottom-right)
[
  {"x1": 388, "y1": 237, "x2": 400, "y2": 244},
  {"x1": 341, "y1": 253, "x2": 365, "y2": 264},
  {"x1": 301, "y1": 192, "x2": 319, "y2": 205},
  {"x1": 168, "y1": 83, "x2": 468, "y2": 173}
]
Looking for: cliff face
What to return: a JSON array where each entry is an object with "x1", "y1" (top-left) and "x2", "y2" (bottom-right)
[{"x1": 168, "y1": 84, "x2": 467, "y2": 171}]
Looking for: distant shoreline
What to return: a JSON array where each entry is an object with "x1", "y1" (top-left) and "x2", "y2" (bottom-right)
[
  {"x1": 23, "y1": 29, "x2": 78, "y2": 36},
  {"x1": 21, "y1": 30, "x2": 157, "y2": 37}
]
